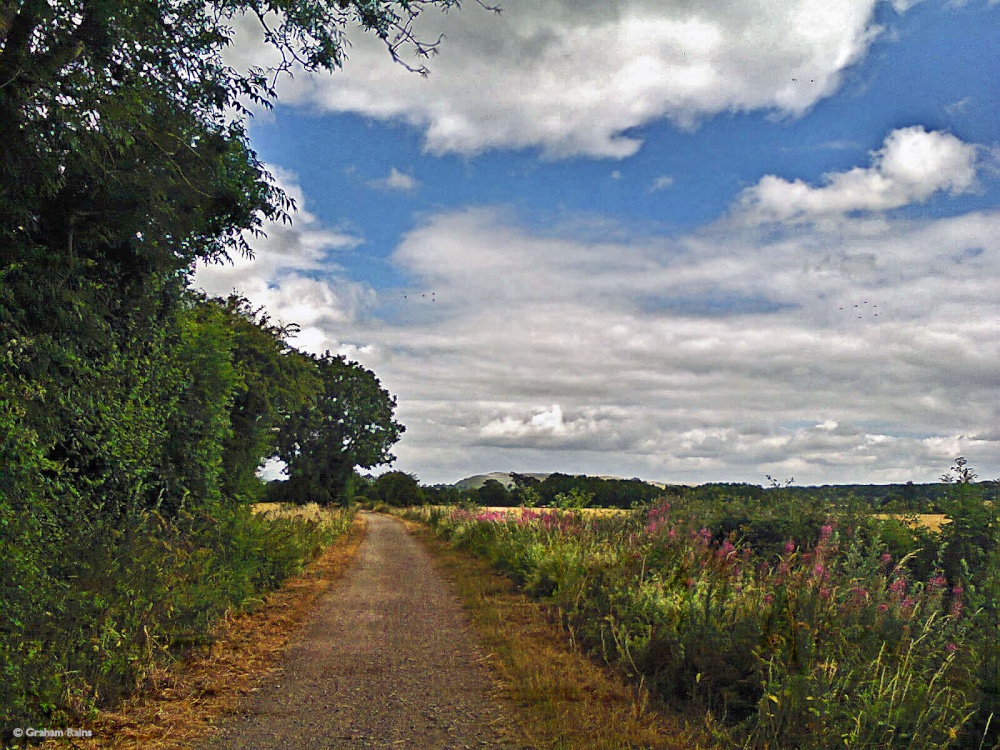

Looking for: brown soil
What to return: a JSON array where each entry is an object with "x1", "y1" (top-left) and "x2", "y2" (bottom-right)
[{"x1": 199, "y1": 512, "x2": 519, "y2": 749}]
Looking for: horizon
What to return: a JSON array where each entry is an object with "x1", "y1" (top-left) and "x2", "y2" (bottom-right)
[{"x1": 378, "y1": 467, "x2": 996, "y2": 490}]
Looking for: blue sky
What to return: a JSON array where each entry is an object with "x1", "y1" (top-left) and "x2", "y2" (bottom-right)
[{"x1": 197, "y1": 0, "x2": 1000, "y2": 486}]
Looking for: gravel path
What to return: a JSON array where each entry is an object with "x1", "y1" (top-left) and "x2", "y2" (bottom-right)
[{"x1": 201, "y1": 512, "x2": 517, "y2": 749}]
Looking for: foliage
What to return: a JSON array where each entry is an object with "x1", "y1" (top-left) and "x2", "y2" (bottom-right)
[
  {"x1": 217, "y1": 295, "x2": 322, "y2": 503},
  {"x1": 277, "y1": 352, "x2": 403, "y2": 504},
  {"x1": 417, "y1": 482, "x2": 996, "y2": 749},
  {"x1": 1, "y1": 0, "x2": 437, "y2": 725},
  {"x1": 371, "y1": 471, "x2": 423, "y2": 506},
  {"x1": 478, "y1": 478, "x2": 512, "y2": 506},
  {"x1": 0, "y1": 501, "x2": 352, "y2": 726}
]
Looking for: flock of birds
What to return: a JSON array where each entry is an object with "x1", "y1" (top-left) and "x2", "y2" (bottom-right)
[
  {"x1": 839, "y1": 300, "x2": 880, "y2": 319},
  {"x1": 401, "y1": 291, "x2": 436, "y2": 302}
]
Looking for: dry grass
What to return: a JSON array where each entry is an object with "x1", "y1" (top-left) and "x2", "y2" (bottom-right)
[
  {"x1": 250, "y1": 501, "x2": 334, "y2": 523},
  {"x1": 875, "y1": 513, "x2": 951, "y2": 533},
  {"x1": 38, "y1": 516, "x2": 366, "y2": 750},
  {"x1": 404, "y1": 519, "x2": 708, "y2": 750}
]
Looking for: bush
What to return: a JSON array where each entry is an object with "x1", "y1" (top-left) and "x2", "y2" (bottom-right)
[{"x1": 0, "y1": 502, "x2": 351, "y2": 727}]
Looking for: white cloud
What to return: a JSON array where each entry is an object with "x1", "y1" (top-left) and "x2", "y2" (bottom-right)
[
  {"x1": 737, "y1": 126, "x2": 979, "y2": 221},
  {"x1": 650, "y1": 175, "x2": 675, "y2": 192},
  {"x1": 198, "y1": 146, "x2": 1000, "y2": 485},
  {"x1": 230, "y1": 0, "x2": 904, "y2": 158},
  {"x1": 191, "y1": 169, "x2": 376, "y2": 355},
  {"x1": 347, "y1": 202, "x2": 999, "y2": 484},
  {"x1": 370, "y1": 167, "x2": 419, "y2": 192},
  {"x1": 480, "y1": 405, "x2": 603, "y2": 445}
]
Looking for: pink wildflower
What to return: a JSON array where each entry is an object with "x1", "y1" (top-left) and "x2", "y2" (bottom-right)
[
  {"x1": 929, "y1": 575, "x2": 948, "y2": 589},
  {"x1": 889, "y1": 578, "x2": 907, "y2": 594},
  {"x1": 950, "y1": 586, "x2": 964, "y2": 617},
  {"x1": 819, "y1": 525, "x2": 833, "y2": 542},
  {"x1": 784, "y1": 540, "x2": 796, "y2": 554},
  {"x1": 946, "y1": 642, "x2": 958, "y2": 653}
]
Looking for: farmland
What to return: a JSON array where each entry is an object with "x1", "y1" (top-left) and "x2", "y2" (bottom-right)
[{"x1": 408, "y1": 477, "x2": 1000, "y2": 749}]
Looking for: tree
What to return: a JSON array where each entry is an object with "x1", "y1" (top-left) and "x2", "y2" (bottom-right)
[
  {"x1": 217, "y1": 295, "x2": 321, "y2": 502},
  {"x1": 278, "y1": 352, "x2": 403, "y2": 504},
  {"x1": 373, "y1": 471, "x2": 422, "y2": 506},
  {"x1": 1, "y1": 1, "x2": 491, "y2": 517},
  {"x1": 0, "y1": 0, "x2": 499, "y2": 276}
]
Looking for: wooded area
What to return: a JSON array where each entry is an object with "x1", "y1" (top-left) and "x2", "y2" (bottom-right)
[{"x1": 0, "y1": 0, "x2": 439, "y2": 726}]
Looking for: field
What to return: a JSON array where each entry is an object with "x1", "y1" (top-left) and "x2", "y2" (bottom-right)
[
  {"x1": 875, "y1": 513, "x2": 952, "y2": 533},
  {"x1": 475, "y1": 506, "x2": 953, "y2": 531},
  {"x1": 252, "y1": 502, "x2": 346, "y2": 523},
  {"x1": 412, "y1": 490, "x2": 1000, "y2": 749}
]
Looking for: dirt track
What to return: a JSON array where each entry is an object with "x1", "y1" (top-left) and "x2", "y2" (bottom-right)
[{"x1": 200, "y1": 512, "x2": 517, "y2": 749}]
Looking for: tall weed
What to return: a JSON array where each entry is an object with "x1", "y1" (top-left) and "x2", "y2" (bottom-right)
[{"x1": 422, "y1": 502, "x2": 979, "y2": 748}]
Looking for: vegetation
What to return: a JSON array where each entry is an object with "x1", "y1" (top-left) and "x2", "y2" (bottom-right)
[
  {"x1": 273, "y1": 353, "x2": 403, "y2": 505},
  {"x1": 0, "y1": 0, "x2": 429, "y2": 730},
  {"x1": 413, "y1": 460, "x2": 1000, "y2": 749},
  {"x1": 404, "y1": 518, "x2": 702, "y2": 749},
  {"x1": 420, "y1": 471, "x2": 1000, "y2": 513}
]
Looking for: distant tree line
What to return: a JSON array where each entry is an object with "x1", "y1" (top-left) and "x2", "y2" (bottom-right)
[{"x1": 355, "y1": 472, "x2": 1000, "y2": 512}]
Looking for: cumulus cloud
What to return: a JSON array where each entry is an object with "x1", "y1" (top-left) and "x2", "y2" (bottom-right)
[
  {"x1": 478, "y1": 405, "x2": 609, "y2": 448},
  {"x1": 370, "y1": 167, "x2": 419, "y2": 192},
  {"x1": 200, "y1": 147, "x2": 999, "y2": 485},
  {"x1": 650, "y1": 175, "x2": 675, "y2": 192},
  {"x1": 230, "y1": 0, "x2": 903, "y2": 158},
  {"x1": 346, "y1": 200, "x2": 999, "y2": 484},
  {"x1": 191, "y1": 169, "x2": 376, "y2": 353},
  {"x1": 737, "y1": 126, "x2": 979, "y2": 221}
]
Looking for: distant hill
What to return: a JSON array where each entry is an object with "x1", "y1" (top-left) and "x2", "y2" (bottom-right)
[
  {"x1": 449, "y1": 471, "x2": 668, "y2": 491},
  {"x1": 450, "y1": 472, "x2": 550, "y2": 491}
]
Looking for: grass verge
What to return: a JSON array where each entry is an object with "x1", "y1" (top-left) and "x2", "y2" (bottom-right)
[
  {"x1": 403, "y1": 519, "x2": 707, "y2": 750},
  {"x1": 35, "y1": 514, "x2": 366, "y2": 750}
]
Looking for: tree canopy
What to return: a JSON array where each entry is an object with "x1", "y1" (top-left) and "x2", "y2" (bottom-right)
[{"x1": 277, "y1": 352, "x2": 403, "y2": 504}]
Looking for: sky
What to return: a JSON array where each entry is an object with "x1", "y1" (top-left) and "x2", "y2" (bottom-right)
[{"x1": 194, "y1": 0, "x2": 1000, "y2": 487}]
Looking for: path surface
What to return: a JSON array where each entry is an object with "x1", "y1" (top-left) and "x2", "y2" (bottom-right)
[{"x1": 202, "y1": 512, "x2": 517, "y2": 749}]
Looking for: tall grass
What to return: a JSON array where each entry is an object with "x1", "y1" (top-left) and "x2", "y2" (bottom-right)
[
  {"x1": 417, "y1": 502, "x2": 980, "y2": 748},
  {"x1": 1, "y1": 502, "x2": 351, "y2": 728}
]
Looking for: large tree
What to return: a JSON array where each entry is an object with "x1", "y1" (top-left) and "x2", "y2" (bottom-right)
[{"x1": 277, "y1": 352, "x2": 403, "y2": 504}]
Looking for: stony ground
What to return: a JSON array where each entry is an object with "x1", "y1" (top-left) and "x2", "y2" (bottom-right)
[{"x1": 200, "y1": 512, "x2": 519, "y2": 749}]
